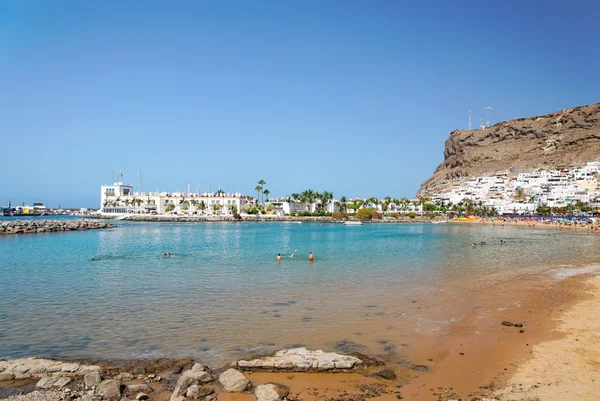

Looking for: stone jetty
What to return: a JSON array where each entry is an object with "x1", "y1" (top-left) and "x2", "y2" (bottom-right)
[{"x1": 0, "y1": 220, "x2": 114, "y2": 235}]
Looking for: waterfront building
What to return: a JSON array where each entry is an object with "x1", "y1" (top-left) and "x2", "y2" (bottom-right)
[{"x1": 99, "y1": 181, "x2": 254, "y2": 216}]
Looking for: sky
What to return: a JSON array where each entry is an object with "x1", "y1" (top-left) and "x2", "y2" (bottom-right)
[{"x1": 1, "y1": 1, "x2": 599, "y2": 207}]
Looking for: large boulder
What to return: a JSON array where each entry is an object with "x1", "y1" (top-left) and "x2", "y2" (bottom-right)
[
  {"x1": 36, "y1": 376, "x2": 72, "y2": 389},
  {"x1": 0, "y1": 373, "x2": 15, "y2": 381},
  {"x1": 237, "y1": 347, "x2": 362, "y2": 371},
  {"x1": 186, "y1": 384, "x2": 214, "y2": 399},
  {"x1": 254, "y1": 383, "x2": 290, "y2": 401},
  {"x1": 170, "y1": 370, "x2": 214, "y2": 401},
  {"x1": 218, "y1": 368, "x2": 250, "y2": 392},
  {"x1": 85, "y1": 371, "x2": 102, "y2": 387},
  {"x1": 126, "y1": 384, "x2": 152, "y2": 395},
  {"x1": 97, "y1": 379, "x2": 122, "y2": 400}
]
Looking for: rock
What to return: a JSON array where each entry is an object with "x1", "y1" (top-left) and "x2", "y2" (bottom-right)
[
  {"x1": 237, "y1": 347, "x2": 362, "y2": 372},
  {"x1": 61, "y1": 363, "x2": 80, "y2": 373},
  {"x1": 218, "y1": 368, "x2": 250, "y2": 392},
  {"x1": 0, "y1": 372, "x2": 15, "y2": 381},
  {"x1": 115, "y1": 373, "x2": 134, "y2": 381},
  {"x1": 374, "y1": 369, "x2": 397, "y2": 380},
  {"x1": 126, "y1": 384, "x2": 152, "y2": 395},
  {"x1": 170, "y1": 370, "x2": 214, "y2": 401},
  {"x1": 186, "y1": 385, "x2": 214, "y2": 399},
  {"x1": 191, "y1": 363, "x2": 206, "y2": 372},
  {"x1": 501, "y1": 321, "x2": 514, "y2": 327},
  {"x1": 514, "y1": 323, "x2": 524, "y2": 328},
  {"x1": 97, "y1": 380, "x2": 122, "y2": 400},
  {"x1": 55, "y1": 377, "x2": 73, "y2": 388},
  {"x1": 85, "y1": 371, "x2": 103, "y2": 387},
  {"x1": 136, "y1": 394, "x2": 149, "y2": 401},
  {"x1": 520, "y1": 329, "x2": 525, "y2": 333},
  {"x1": 133, "y1": 366, "x2": 146, "y2": 375},
  {"x1": 254, "y1": 383, "x2": 290, "y2": 401},
  {"x1": 36, "y1": 376, "x2": 71, "y2": 389}
]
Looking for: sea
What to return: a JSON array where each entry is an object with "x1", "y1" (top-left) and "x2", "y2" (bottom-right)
[{"x1": 1, "y1": 217, "x2": 599, "y2": 367}]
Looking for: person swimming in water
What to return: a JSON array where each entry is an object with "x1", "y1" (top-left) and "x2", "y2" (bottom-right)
[
  {"x1": 309, "y1": 252, "x2": 315, "y2": 261},
  {"x1": 500, "y1": 239, "x2": 505, "y2": 244},
  {"x1": 472, "y1": 243, "x2": 477, "y2": 247},
  {"x1": 276, "y1": 253, "x2": 281, "y2": 261},
  {"x1": 290, "y1": 249, "x2": 298, "y2": 258}
]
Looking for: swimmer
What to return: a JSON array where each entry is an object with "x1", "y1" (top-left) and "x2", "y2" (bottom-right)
[
  {"x1": 290, "y1": 249, "x2": 298, "y2": 258},
  {"x1": 309, "y1": 252, "x2": 315, "y2": 261},
  {"x1": 472, "y1": 243, "x2": 477, "y2": 247},
  {"x1": 276, "y1": 253, "x2": 281, "y2": 261},
  {"x1": 500, "y1": 239, "x2": 505, "y2": 244},
  {"x1": 481, "y1": 241, "x2": 486, "y2": 245}
]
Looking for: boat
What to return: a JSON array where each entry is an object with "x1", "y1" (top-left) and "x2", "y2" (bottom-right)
[
  {"x1": 432, "y1": 221, "x2": 448, "y2": 224},
  {"x1": 344, "y1": 221, "x2": 363, "y2": 225}
]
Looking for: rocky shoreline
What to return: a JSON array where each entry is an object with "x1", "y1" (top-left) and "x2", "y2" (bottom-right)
[
  {"x1": 84, "y1": 214, "x2": 438, "y2": 224},
  {"x1": 0, "y1": 348, "x2": 389, "y2": 401},
  {"x1": 0, "y1": 220, "x2": 114, "y2": 235}
]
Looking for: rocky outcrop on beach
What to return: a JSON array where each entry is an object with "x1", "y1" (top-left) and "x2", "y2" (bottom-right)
[
  {"x1": 418, "y1": 102, "x2": 600, "y2": 196},
  {"x1": 0, "y1": 220, "x2": 113, "y2": 235},
  {"x1": 235, "y1": 347, "x2": 363, "y2": 372},
  {"x1": 0, "y1": 349, "x2": 368, "y2": 401}
]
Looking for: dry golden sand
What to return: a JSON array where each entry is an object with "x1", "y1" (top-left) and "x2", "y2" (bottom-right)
[{"x1": 495, "y1": 276, "x2": 600, "y2": 401}]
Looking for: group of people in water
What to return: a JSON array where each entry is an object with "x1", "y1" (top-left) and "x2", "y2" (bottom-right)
[
  {"x1": 276, "y1": 251, "x2": 314, "y2": 261},
  {"x1": 472, "y1": 239, "x2": 505, "y2": 247}
]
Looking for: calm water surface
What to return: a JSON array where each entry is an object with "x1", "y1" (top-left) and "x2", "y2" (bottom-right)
[{"x1": 1, "y1": 219, "x2": 598, "y2": 366}]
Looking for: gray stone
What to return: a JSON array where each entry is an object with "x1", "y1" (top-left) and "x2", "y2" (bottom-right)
[
  {"x1": 218, "y1": 368, "x2": 250, "y2": 392},
  {"x1": 126, "y1": 384, "x2": 152, "y2": 395},
  {"x1": 37, "y1": 377, "x2": 58, "y2": 389},
  {"x1": 136, "y1": 394, "x2": 149, "y2": 401},
  {"x1": 237, "y1": 347, "x2": 362, "y2": 372},
  {"x1": 0, "y1": 372, "x2": 15, "y2": 381},
  {"x1": 61, "y1": 363, "x2": 80, "y2": 373},
  {"x1": 191, "y1": 363, "x2": 206, "y2": 371},
  {"x1": 170, "y1": 370, "x2": 214, "y2": 401},
  {"x1": 375, "y1": 369, "x2": 397, "y2": 380},
  {"x1": 85, "y1": 371, "x2": 103, "y2": 387},
  {"x1": 254, "y1": 383, "x2": 290, "y2": 401},
  {"x1": 97, "y1": 380, "x2": 122, "y2": 400},
  {"x1": 55, "y1": 377, "x2": 73, "y2": 388},
  {"x1": 115, "y1": 373, "x2": 134, "y2": 381},
  {"x1": 186, "y1": 385, "x2": 214, "y2": 399}
]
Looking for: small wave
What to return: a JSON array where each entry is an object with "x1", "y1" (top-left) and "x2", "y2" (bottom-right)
[{"x1": 552, "y1": 264, "x2": 600, "y2": 280}]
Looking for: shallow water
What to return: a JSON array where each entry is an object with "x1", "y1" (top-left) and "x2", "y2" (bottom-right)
[{"x1": 1, "y1": 220, "x2": 598, "y2": 366}]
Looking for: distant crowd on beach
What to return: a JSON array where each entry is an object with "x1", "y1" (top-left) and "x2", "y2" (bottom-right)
[{"x1": 466, "y1": 216, "x2": 600, "y2": 233}]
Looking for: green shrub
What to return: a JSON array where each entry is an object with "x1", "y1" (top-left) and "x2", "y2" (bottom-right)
[
  {"x1": 390, "y1": 213, "x2": 400, "y2": 218},
  {"x1": 166, "y1": 204, "x2": 175, "y2": 212},
  {"x1": 370, "y1": 210, "x2": 382, "y2": 219},
  {"x1": 408, "y1": 212, "x2": 416, "y2": 219},
  {"x1": 266, "y1": 203, "x2": 275, "y2": 211},
  {"x1": 298, "y1": 211, "x2": 312, "y2": 217},
  {"x1": 248, "y1": 207, "x2": 259, "y2": 215},
  {"x1": 356, "y1": 208, "x2": 373, "y2": 220}
]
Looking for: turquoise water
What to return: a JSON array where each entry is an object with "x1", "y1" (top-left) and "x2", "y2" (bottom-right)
[{"x1": 1, "y1": 220, "x2": 599, "y2": 366}]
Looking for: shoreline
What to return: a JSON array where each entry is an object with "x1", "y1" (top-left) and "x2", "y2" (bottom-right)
[
  {"x1": 2, "y1": 265, "x2": 599, "y2": 400},
  {"x1": 450, "y1": 216, "x2": 599, "y2": 232}
]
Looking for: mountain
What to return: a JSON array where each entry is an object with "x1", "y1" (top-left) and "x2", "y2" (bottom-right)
[{"x1": 417, "y1": 102, "x2": 600, "y2": 197}]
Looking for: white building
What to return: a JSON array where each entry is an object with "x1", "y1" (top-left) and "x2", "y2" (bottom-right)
[{"x1": 99, "y1": 181, "x2": 254, "y2": 216}]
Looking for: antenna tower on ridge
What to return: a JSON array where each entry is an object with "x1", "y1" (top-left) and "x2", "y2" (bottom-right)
[
  {"x1": 468, "y1": 110, "x2": 472, "y2": 130},
  {"x1": 485, "y1": 106, "x2": 492, "y2": 127}
]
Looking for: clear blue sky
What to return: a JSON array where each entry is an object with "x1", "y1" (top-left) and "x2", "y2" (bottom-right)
[{"x1": 1, "y1": 1, "x2": 599, "y2": 207}]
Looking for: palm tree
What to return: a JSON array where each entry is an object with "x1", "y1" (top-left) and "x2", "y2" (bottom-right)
[
  {"x1": 254, "y1": 185, "x2": 262, "y2": 206},
  {"x1": 399, "y1": 198, "x2": 409, "y2": 212},
  {"x1": 338, "y1": 196, "x2": 347, "y2": 213},
  {"x1": 302, "y1": 189, "x2": 316, "y2": 212},
  {"x1": 418, "y1": 196, "x2": 430, "y2": 214},
  {"x1": 198, "y1": 200, "x2": 206, "y2": 211},
  {"x1": 513, "y1": 188, "x2": 527, "y2": 203},
  {"x1": 263, "y1": 189, "x2": 270, "y2": 203},
  {"x1": 290, "y1": 193, "x2": 300, "y2": 202},
  {"x1": 258, "y1": 180, "x2": 266, "y2": 205}
]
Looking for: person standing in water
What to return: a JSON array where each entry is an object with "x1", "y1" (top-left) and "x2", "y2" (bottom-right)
[
  {"x1": 276, "y1": 253, "x2": 281, "y2": 261},
  {"x1": 309, "y1": 252, "x2": 314, "y2": 261}
]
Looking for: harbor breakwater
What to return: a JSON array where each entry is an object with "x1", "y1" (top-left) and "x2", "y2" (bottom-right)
[{"x1": 0, "y1": 220, "x2": 114, "y2": 235}]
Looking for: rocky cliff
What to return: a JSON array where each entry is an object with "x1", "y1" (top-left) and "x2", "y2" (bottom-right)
[{"x1": 417, "y1": 102, "x2": 600, "y2": 196}]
